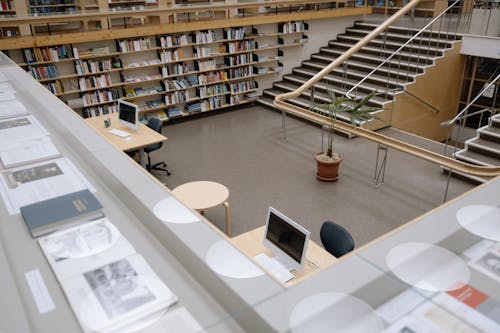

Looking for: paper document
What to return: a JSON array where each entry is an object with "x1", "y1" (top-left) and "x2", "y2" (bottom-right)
[
  {"x1": 0, "y1": 90, "x2": 15, "y2": 102},
  {"x1": 434, "y1": 284, "x2": 500, "y2": 333},
  {"x1": 0, "y1": 157, "x2": 95, "y2": 215},
  {"x1": 0, "y1": 99, "x2": 28, "y2": 120},
  {"x1": 0, "y1": 136, "x2": 60, "y2": 169},
  {"x1": 61, "y1": 253, "x2": 178, "y2": 333},
  {"x1": 469, "y1": 244, "x2": 500, "y2": 283},
  {"x1": 0, "y1": 82, "x2": 15, "y2": 94},
  {"x1": 376, "y1": 289, "x2": 428, "y2": 324},
  {"x1": 0, "y1": 116, "x2": 49, "y2": 150},
  {"x1": 25, "y1": 269, "x2": 56, "y2": 314},
  {"x1": 38, "y1": 218, "x2": 136, "y2": 280}
]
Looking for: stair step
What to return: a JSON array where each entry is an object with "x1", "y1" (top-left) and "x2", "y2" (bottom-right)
[
  {"x1": 334, "y1": 35, "x2": 445, "y2": 55},
  {"x1": 354, "y1": 22, "x2": 462, "y2": 41},
  {"x1": 478, "y1": 125, "x2": 500, "y2": 142},
  {"x1": 491, "y1": 114, "x2": 500, "y2": 128},
  {"x1": 293, "y1": 66, "x2": 407, "y2": 89},
  {"x1": 345, "y1": 28, "x2": 455, "y2": 48},
  {"x1": 326, "y1": 41, "x2": 436, "y2": 64},
  {"x1": 285, "y1": 72, "x2": 394, "y2": 98},
  {"x1": 263, "y1": 88, "x2": 315, "y2": 110},
  {"x1": 257, "y1": 95, "x2": 276, "y2": 108},
  {"x1": 466, "y1": 137, "x2": 500, "y2": 157},
  {"x1": 319, "y1": 47, "x2": 431, "y2": 69},
  {"x1": 302, "y1": 60, "x2": 416, "y2": 82},
  {"x1": 312, "y1": 52, "x2": 425, "y2": 74},
  {"x1": 282, "y1": 75, "x2": 389, "y2": 106},
  {"x1": 454, "y1": 149, "x2": 500, "y2": 167},
  {"x1": 262, "y1": 88, "x2": 368, "y2": 125}
]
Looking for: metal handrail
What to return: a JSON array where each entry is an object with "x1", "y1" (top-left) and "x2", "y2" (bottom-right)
[
  {"x1": 345, "y1": 0, "x2": 462, "y2": 98},
  {"x1": 274, "y1": 0, "x2": 423, "y2": 105},
  {"x1": 441, "y1": 71, "x2": 500, "y2": 126}
]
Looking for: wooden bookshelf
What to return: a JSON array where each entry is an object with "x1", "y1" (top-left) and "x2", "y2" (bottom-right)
[{"x1": 6, "y1": 20, "x2": 306, "y2": 122}]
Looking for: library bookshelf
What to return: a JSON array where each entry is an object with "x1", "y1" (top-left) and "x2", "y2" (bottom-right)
[{"x1": 6, "y1": 20, "x2": 308, "y2": 123}]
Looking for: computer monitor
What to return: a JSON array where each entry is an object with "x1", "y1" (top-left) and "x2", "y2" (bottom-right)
[
  {"x1": 117, "y1": 100, "x2": 139, "y2": 131},
  {"x1": 263, "y1": 207, "x2": 310, "y2": 271}
]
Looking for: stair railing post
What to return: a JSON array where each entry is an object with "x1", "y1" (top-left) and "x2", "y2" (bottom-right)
[{"x1": 374, "y1": 144, "x2": 389, "y2": 186}]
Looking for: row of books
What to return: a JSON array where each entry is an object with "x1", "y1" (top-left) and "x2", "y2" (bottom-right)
[
  {"x1": 198, "y1": 70, "x2": 228, "y2": 85},
  {"x1": 159, "y1": 34, "x2": 189, "y2": 48},
  {"x1": 82, "y1": 89, "x2": 121, "y2": 106},
  {"x1": 82, "y1": 104, "x2": 118, "y2": 118},
  {"x1": 24, "y1": 45, "x2": 72, "y2": 63},
  {"x1": 185, "y1": 95, "x2": 225, "y2": 113},
  {"x1": 165, "y1": 90, "x2": 188, "y2": 105},
  {"x1": 75, "y1": 59, "x2": 113, "y2": 75},
  {"x1": 229, "y1": 80, "x2": 256, "y2": 94},
  {"x1": 197, "y1": 83, "x2": 228, "y2": 98},
  {"x1": 226, "y1": 27, "x2": 246, "y2": 40},
  {"x1": 227, "y1": 40, "x2": 257, "y2": 53},
  {"x1": 196, "y1": 59, "x2": 216, "y2": 71},
  {"x1": 28, "y1": 0, "x2": 76, "y2": 5},
  {"x1": 43, "y1": 80, "x2": 64, "y2": 94},
  {"x1": 226, "y1": 53, "x2": 254, "y2": 66},
  {"x1": 78, "y1": 74, "x2": 113, "y2": 91},
  {"x1": 117, "y1": 37, "x2": 154, "y2": 52},
  {"x1": 139, "y1": 109, "x2": 168, "y2": 123},
  {"x1": 159, "y1": 48, "x2": 184, "y2": 63},
  {"x1": 228, "y1": 65, "x2": 254, "y2": 79},
  {"x1": 164, "y1": 78, "x2": 191, "y2": 91},
  {"x1": 278, "y1": 21, "x2": 308, "y2": 34},
  {"x1": 194, "y1": 30, "x2": 216, "y2": 44},
  {"x1": 0, "y1": 0, "x2": 12, "y2": 11},
  {"x1": 29, "y1": 65, "x2": 59, "y2": 80}
]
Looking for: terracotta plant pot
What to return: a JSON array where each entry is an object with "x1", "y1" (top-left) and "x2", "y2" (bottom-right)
[{"x1": 315, "y1": 153, "x2": 343, "y2": 181}]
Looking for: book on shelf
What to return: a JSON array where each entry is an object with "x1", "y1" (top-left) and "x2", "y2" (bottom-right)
[
  {"x1": 20, "y1": 189, "x2": 104, "y2": 238},
  {"x1": 38, "y1": 218, "x2": 178, "y2": 333},
  {"x1": 0, "y1": 136, "x2": 61, "y2": 169}
]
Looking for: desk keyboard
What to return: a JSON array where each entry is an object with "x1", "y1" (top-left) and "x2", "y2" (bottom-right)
[
  {"x1": 108, "y1": 128, "x2": 130, "y2": 137},
  {"x1": 254, "y1": 253, "x2": 294, "y2": 283}
]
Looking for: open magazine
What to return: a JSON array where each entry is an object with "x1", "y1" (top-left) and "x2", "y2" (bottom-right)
[{"x1": 38, "y1": 218, "x2": 178, "y2": 333}]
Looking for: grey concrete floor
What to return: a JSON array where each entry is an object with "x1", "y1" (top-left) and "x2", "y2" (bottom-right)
[{"x1": 152, "y1": 105, "x2": 475, "y2": 247}]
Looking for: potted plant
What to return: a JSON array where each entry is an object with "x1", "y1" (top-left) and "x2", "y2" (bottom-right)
[{"x1": 314, "y1": 89, "x2": 381, "y2": 181}]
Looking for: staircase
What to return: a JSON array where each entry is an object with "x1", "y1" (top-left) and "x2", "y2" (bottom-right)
[
  {"x1": 259, "y1": 21, "x2": 462, "y2": 131},
  {"x1": 451, "y1": 113, "x2": 500, "y2": 183}
]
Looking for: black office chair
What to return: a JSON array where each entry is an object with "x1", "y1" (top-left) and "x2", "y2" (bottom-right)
[
  {"x1": 320, "y1": 221, "x2": 354, "y2": 257},
  {"x1": 144, "y1": 118, "x2": 171, "y2": 175}
]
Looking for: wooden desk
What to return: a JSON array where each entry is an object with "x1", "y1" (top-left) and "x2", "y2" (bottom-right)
[
  {"x1": 84, "y1": 113, "x2": 167, "y2": 167},
  {"x1": 231, "y1": 226, "x2": 338, "y2": 286}
]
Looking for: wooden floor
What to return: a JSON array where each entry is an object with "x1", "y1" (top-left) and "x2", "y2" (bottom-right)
[{"x1": 154, "y1": 105, "x2": 475, "y2": 247}]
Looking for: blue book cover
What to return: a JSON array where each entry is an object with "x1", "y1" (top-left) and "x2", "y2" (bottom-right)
[{"x1": 20, "y1": 189, "x2": 103, "y2": 238}]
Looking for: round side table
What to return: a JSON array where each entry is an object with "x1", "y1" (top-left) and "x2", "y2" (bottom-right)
[{"x1": 172, "y1": 181, "x2": 231, "y2": 236}]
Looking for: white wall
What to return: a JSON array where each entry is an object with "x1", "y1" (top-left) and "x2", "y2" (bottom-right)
[{"x1": 256, "y1": 16, "x2": 364, "y2": 94}]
